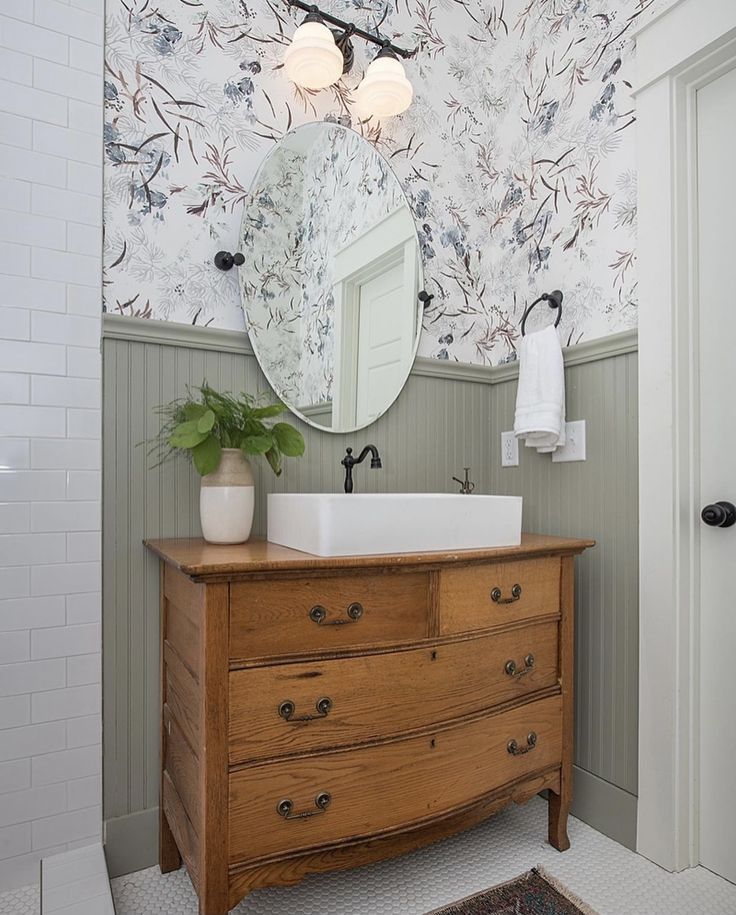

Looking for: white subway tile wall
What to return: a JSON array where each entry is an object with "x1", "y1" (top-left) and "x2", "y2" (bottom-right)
[{"x1": 0, "y1": 0, "x2": 103, "y2": 892}]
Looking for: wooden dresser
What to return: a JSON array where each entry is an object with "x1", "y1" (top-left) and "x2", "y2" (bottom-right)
[{"x1": 146, "y1": 533, "x2": 593, "y2": 915}]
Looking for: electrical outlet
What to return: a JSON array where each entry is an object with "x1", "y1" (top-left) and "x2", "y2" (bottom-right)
[
  {"x1": 501, "y1": 431, "x2": 519, "y2": 467},
  {"x1": 551, "y1": 420, "x2": 587, "y2": 462}
]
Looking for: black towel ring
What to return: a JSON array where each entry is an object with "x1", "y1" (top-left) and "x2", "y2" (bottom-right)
[{"x1": 520, "y1": 290, "x2": 563, "y2": 336}]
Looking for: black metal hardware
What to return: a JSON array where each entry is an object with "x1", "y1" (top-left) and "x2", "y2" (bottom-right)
[
  {"x1": 309, "y1": 602, "x2": 364, "y2": 625},
  {"x1": 520, "y1": 290, "x2": 563, "y2": 336},
  {"x1": 491, "y1": 584, "x2": 522, "y2": 604},
  {"x1": 341, "y1": 444, "x2": 382, "y2": 494},
  {"x1": 333, "y1": 23, "x2": 355, "y2": 73},
  {"x1": 507, "y1": 732, "x2": 537, "y2": 756},
  {"x1": 701, "y1": 501, "x2": 736, "y2": 528},
  {"x1": 418, "y1": 290, "x2": 434, "y2": 309},
  {"x1": 279, "y1": 697, "x2": 332, "y2": 722},
  {"x1": 451, "y1": 468, "x2": 475, "y2": 495},
  {"x1": 277, "y1": 792, "x2": 331, "y2": 820},
  {"x1": 287, "y1": 0, "x2": 412, "y2": 61},
  {"x1": 504, "y1": 654, "x2": 535, "y2": 679},
  {"x1": 214, "y1": 251, "x2": 244, "y2": 271}
]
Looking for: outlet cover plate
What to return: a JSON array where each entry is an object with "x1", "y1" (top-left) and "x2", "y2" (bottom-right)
[
  {"x1": 551, "y1": 420, "x2": 586, "y2": 462},
  {"x1": 501, "y1": 432, "x2": 519, "y2": 467}
]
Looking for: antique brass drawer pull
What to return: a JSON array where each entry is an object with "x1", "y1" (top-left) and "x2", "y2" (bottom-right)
[
  {"x1": 507, "y1": 732, "x2": 538, "y2": 756},
  {"x1": 504, "y1": 654, "x2": 535, "y2": 679},
  {"x1": 277, "y1": 792, "x2": 331, "y2": 820},
  {"x1": 309, "y1": 602, "x2": 364, "y2": 625},
  {"x1": 491, "y1": 584, "x2": 522, "y2": 604},
  {"x1": 278, "y1": 697, "x2": 332, "y2": 722}
]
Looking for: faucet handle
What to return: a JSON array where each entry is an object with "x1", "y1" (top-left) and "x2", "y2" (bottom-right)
[{"x1": 452, "y1": 468, "x2": 475, "y2": 494}]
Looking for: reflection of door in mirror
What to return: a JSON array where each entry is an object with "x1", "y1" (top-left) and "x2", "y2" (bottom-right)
[
  {"x1": 332, "y1": 208, "x2": 419, "y2": 429},
  {"x1": 240, "y1": 122, "x2": 424, "y2": 433}
]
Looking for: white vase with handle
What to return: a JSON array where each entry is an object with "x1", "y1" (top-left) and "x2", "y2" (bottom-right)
[{"x1": 199, "y1": 448, "x2": 255, "y2": 544}]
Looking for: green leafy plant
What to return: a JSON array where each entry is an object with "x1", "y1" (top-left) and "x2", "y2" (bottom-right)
[{"x1": 150, "y1": 382, "x2": 305, "y2": 477}]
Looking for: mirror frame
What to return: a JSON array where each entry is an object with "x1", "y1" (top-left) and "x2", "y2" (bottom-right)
[{"x1": 239, "y1": 121, "x2": 425, "y2": 435}]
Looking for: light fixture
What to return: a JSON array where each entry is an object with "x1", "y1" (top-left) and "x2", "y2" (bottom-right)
[
  {"x1": 355, "y1": 47, "x2": 413, "y2": 118},
  {"x1": 283, "y1": 10, "x2": 344, "y2": 90},
  {"x1": 284, "y1": 0, "x2": 414, "y2": 116}
]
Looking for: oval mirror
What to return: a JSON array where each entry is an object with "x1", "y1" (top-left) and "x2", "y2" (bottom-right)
[{"x1": 239, "y1": 122, "x2": 423, "y2": 433}]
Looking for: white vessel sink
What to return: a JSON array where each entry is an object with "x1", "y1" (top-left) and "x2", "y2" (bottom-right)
[{"x1": 267, "y1": 493, "x2": 522, "y2": 557}]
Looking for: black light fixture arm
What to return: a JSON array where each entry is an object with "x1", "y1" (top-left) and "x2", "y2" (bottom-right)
[{"x1": 287, "y1": 0, "x2": 412, "y2": 59}]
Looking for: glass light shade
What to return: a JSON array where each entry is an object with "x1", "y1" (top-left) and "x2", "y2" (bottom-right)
[
  {"x1": 284, "y1": 21, "x2": 344, "y2": 90},
  {"x1": 355, "y1": 54, "x2": 413, "y2": 118}
]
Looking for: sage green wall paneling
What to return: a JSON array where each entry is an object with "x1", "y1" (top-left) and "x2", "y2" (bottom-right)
[
  {"x1": 483, "y1": 352, "x2": 639, "y2": 797},
  {"x1": 101, "y1": 319, "x2": 638, "y2": 871}
]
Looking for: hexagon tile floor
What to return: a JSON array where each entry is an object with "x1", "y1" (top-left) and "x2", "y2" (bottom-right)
[
  {"x1": 106, "y1": 798, "x2": 736, "y2": 915},
  {"x1": 0, "y1": 884, "x2": 38, "y2": 915}
]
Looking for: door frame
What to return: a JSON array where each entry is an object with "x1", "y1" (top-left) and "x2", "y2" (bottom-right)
[{"x1": 635, "y1": 0, "x2": 736, "y2": 872}]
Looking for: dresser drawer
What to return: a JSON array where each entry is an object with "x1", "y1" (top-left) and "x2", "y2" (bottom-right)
[
  {"x1": 229, "y1": 572, "x2": 429, "y2": 659},
  {"x1": 439, "y1": 558, "x2": 561, "y2": 633},
  {"x1": 228, "y1": 620, "x2": 559, "y2": 763},
  {"x1": 228, "y1": 694, "x2": 562, "y2": 862}
]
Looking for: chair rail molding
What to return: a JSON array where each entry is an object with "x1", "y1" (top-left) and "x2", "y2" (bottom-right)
[
  {"x1": 635, "y1": 0, "x2": 736, "y2": 873},
  {"x1": 102, "y1": 314, "x2": 637, "y2": 385}
]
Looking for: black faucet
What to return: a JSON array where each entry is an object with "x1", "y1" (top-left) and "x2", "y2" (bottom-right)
[{"x1": 341, "y1": 445, "x2": 382, "y2": 493}]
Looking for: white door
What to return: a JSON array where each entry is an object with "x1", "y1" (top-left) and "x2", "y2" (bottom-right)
[
  {"x1": 354, "y1": 251, "x2": 415, "y2": 426},
  {"x1": 696, "y1": 63, "x2": 736, "y2": 884}
]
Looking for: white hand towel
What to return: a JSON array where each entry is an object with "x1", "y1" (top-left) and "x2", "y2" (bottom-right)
[{"x1": 513, "y1": 325, "x2": 566, "y2": 453}]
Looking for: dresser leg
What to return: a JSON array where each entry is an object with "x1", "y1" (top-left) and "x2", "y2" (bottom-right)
[
  {"x1": 160, "y1": 806, "x2": 182, "y2": 873},
  {"x1": 548, "y1": 790, "x2": 570, "y2": 851},
  {"x1": 199, "y1": 898, "x2": 230, "y2": 915},
  {"x1": 549, "y1": 554, "x2": 575, "y2": 853}
]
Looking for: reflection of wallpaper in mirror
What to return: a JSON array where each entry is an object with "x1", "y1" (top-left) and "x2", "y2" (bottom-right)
[
  {"x1": 239, "y1": 146, "x2": 308, "y2": 407},
  {"x1": 240, "y1": 126, "x2": 405, "y2": 411}
]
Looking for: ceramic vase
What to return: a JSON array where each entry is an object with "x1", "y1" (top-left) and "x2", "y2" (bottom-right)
[{"x1": 199, "y1": 448, "x2": 254, "y2": 544}]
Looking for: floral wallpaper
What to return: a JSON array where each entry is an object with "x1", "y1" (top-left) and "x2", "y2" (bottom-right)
[
  {"x1": 239, "y1": 123, "x2": 408, "y2": 410},
  {"x1": 104, "y1": 0, "x2": 659, "y2": 365}
]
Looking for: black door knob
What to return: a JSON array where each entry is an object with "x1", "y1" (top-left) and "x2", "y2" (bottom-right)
[{"x1": 701, "y1": 501, "x2": 736, "y2": 528}]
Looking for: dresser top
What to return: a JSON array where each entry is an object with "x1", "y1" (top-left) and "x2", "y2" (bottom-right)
[{"x1": 145, "y1": 533, "x2": 594, "y2": 578}]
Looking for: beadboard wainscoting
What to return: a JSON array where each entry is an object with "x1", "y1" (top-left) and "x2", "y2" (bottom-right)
[{"x1": 101, "y1": 316, "x2": 638, "y2": 875}]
